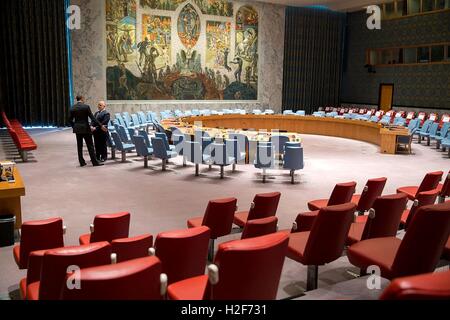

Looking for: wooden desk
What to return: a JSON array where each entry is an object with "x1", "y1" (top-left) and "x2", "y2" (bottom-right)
[
  {"x1": 380, "y1": 128, "x2": 411, "y2": 154},
  {"x1": 0, "y1": 166, "x2": 25, "y2": 229},
  {"x1": 174, "y1": 115, "x2": 409, "y2": 155}
]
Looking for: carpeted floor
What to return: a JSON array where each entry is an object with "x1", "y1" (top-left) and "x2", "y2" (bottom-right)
[{"x1": 0, "y1": 127, "x2": 448, "y2": 300}]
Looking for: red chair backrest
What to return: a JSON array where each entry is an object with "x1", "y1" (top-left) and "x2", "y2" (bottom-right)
[
  {"x1": 440, "y1": 171, "x2": 450, "y2": 197},
  {"x1": 392, "y1": 202, "x2": 450, "y2": 278},
  {"x1": 38, "y1": 242, "x2": 112, "y2": 300},
  {"x1": 327, "y1": 182, "x2": 356, "y2": 206},
  {"x1": 241, "y1": 216, "x2": 278, "y2": 239},
  {"x1": 416, "y1": 171, "x2": 443, "y2": 196},
  {"x1": 90, "y1": 212, "x2": 130, "y2": 243},
  {"x1": 247, "y1": 192, "x2": 281, "y2": 221},
  {"x1": 155, "y1": 226, "x2": 210, "y2": 284},
  {"x1": 303, "y1": 203, "x2": 356, "y2": 265},
  {"x1": 380, "y1": 270, "x2": 450, "y2": 300},
  {"x1": 404, "y1": 189, "x2": 439, "y2": 229},
  {"x1": 19, "y1": 217, "x2": 64, "y2": 269},
  {"x1": 356, "y1": 177, "x2": 387, "y2": 212},
  {"x1": 418, "y1": 112, "x2": 426, "y2": 120},
  {"x1": 61, "y1": 256, "x2": 163, "y2": 300},
  {"x1": 208, "y1": 232, "x2": 289, "y2": 300},
  {"x1": 201, "y1": 198, "x2": 237, "y2": 239},
  {"x1": 361, "y1": 193, "x2": 408, "y2": 240},
  {"x1": 111, "y1": 234, "x2": 153, "y2": 263}
]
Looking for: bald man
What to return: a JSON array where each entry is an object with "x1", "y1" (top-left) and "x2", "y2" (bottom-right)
[{"x1": 91, "y1": 101, "x2": 111, "y2": 162}]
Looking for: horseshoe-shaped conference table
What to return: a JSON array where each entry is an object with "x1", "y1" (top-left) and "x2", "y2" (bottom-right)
[{"x1": 164, "y1": 114, "x2": 410, "y2": 155}]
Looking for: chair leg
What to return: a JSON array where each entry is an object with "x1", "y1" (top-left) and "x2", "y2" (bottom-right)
[
  {"x1": 427, "y1": 137, "x2": 431, "y2": 146},
  {"x1": 262, "y1": 168, "x2": 266, "y2": 183},
  {"x1": 144, "y1": 156, "x2": 148, "y2": 168},
  {"x1": 220, "y1": 166, "x2": 224, "y2": 179},
  {"x1": 291, "y1": 170, "x2": 295, "y2": 184},
  {"x1": 162, "y1": 159, "x2": 166, "y2": 171},
  {"x1": 195, "y1": 163, "x2": 199, "y2": 176},
  {"x1": 232, "y1": 163, "x2": 236, "y2": 172},
  {"x1": 306, "y1": 265, "x2": 318, "y2": 291},
  {"x1": 121, "y1": 150, "x2": 126, "y2": 163},
  {"x1": 183, "y1": 157, "x2": 187, "y2": 167},
  {"x1": 111, "y1": 147, "x2": 116, "y2": 160},
  {"x1": 208, "y1": 239, "x2": 215, "y2": 262}
]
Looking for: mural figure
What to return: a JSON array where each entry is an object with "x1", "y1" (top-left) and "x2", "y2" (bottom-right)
[
  {"x1": 194, "y1": 0, "x2": 233, "y2": 17},
  {"x1": 142, "y1": 15, "x2": 172, "y2": 70},
  {"x1": 206, "y1": 21, "x2": 231, "y2": 70},
  {"x1": 177, "y1": 4, "x2": 201, "y2": 49}
]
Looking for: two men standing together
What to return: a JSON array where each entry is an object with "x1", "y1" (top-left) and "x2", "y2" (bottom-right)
[{"x1": 68, "y1": 95, "x2": 111, "y2": 167}]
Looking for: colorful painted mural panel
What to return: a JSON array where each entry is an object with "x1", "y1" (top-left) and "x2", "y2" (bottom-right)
[
  {"x1": 106, "y1": 0, "x2": 258, "y2": 101},
  {"x1": 193, "y1": 0, "x2": 233, "y2": 17}
]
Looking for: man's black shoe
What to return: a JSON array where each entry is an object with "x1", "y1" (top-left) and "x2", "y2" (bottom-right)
[
  {"x1": 93, "y1": 163, "x2": 104, "y2": 166},
  {"x1": 80, "y1": 163, "x2": 87, "y2": 167}
]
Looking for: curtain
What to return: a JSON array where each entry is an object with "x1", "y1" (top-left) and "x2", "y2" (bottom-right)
[
  {"x1": 0, "y1": 0, "x2": 71, "y2": 127},
  {"x1": 282, "y1": 7, "x2": 346, "y2": 114}
]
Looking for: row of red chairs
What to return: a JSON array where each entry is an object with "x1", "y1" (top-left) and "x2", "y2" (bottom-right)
[
  {"x1": 1, "y1": 111, "x2": 37, "y2": 161},
  {"x1": 12, "y1": 172, "x2": 450, "y2": 300}
]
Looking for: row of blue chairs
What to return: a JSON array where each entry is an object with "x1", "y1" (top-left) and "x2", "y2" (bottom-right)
[
  {"x1": 107, "y1": 126, "x2": 305, "y2": 182},
  {"x1": 415, "y1": 120, "x2": 450, "y2": 157}
]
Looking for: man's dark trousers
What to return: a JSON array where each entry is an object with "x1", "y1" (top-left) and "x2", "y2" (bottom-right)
[
  {"x1": 76, "y1": 133, "x2": 98, "y2": 166},
  {"x1": 93, "y1": 130, "x2": 108, "y2": 161}
]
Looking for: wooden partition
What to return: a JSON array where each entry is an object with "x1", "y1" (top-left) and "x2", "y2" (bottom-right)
[{"x1": 184, "y1": 115, "x2": 383, "y2": 146}]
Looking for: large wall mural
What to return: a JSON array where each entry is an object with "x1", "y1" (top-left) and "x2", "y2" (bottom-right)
[{"x1": 106, "y1": 0, "x2": 259, "y2": 101}]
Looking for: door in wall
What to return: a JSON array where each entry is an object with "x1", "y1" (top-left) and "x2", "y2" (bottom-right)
[{"x1": 379, "y1": 84, "x2": 394, "y2": 112}]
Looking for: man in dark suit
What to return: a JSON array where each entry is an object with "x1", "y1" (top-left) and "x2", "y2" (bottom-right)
[
  {"x1": 68, "y1": 95, "x2": 105, "y2": 167},
  {"x1": 91, "y1": 101, "x2": 111, "y2": 162}
]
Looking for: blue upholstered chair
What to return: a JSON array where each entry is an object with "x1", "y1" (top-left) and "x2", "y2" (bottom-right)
[
  {"x1": 138, "y1": 130, "x2": 152, "y2": 149},
  {"x1": 211, "y1": 143, "x2": 235, "y2": 179},
  {"x1": 393, "y1": 117, "x2": 406, "y2": 126},
  {"x1": 225, "y1": 139, "x2": 242, "y2": 172},
  {"x1": 422, "y1": 122, "x2": 439, "y2": 146},
  {"x1": 111, "y1": 131, "x2": 135, "y2": 162},
  {"x1": 151, "y1": 137, "x2": 178, "y2": 171},
  {"x1": 296, "y1": 110, "x2": 306, "y2": 116},
  {"x1": 117, "y1": 125, "x2": 131, "y2": 143},
  {"x1": 264, "y1": 109, "x2": 275, "y2": 115},
  {"x1": 172, "y1": 134, "x2": 186, "y2": 166},
  {"x1": 184, "y1": 141, "x2": 212, "y2": 176},
  {"x1": 254, "y1": 143, "x2": 275, "y2": 183},
  {"x1": 283, "y1": 110, "x2": 294, "y2": 115},
  {"x1": 270, "y1": 135, "x2": 290, "y2": 159},
  {"x1": 155, "y1": 132, "x2": 176, "y2": 152},
  {"x1": 283, "y1": 147, "x2": 304, "y2": 184},
  {"x1": 379, "y1": 115, "x2": 392, "y2": 125},
  {"x1": 228, "y1": 133, "x2": 248, "y2": 164},
  {"x1": 192, "y1": 109, "x2": 200, "y2": 116},
  {"x1": 415, "y1": 120, "x2": 433, "y2": 142},
  {"x1": 252, "y1": 109, "x2": 262, "y2": 115},
  {"x1": 285, "y1": 142, "x2": 302, "y2": 149},
  {"x1": 114, "y1": 113, "x2": 126, "y2": 128},
  {"x1": 132, "y1": 135, "x2": 153, "y2": 168},
  {"x1": 122, "y1": 112, "x2": 135, "y2": 129},
  {"x1": 131, "y1": 114, "x2": 146, "y2": 130},
  {"x1": 434, "y1": 123, "x2": 450, "y2": 149},
  {"x1": 369, "y1": 115, "x2": 379, "y2": 122},
  {"x1": 106, "y1": 132, "x2": 116, "y2": 160},
  {"x1": 127, "y1": 127, "x2": 136, "y2": 141}
]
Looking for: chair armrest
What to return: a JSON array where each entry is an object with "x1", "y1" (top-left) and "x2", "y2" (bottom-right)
[
  {"x1": 27, "y1": 250, "x2": 47, "y2": 284},
  {"x1": 90, "y1": 224, "x2": 94, "y2": 233},
  {"x1": 207, "y1": 264, "x2": 219, "y2": 285},
  {"x1": 160, "y1": 273, "x2": 168, "y2": 296}
]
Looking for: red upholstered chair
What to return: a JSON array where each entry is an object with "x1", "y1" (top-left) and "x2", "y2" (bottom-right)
[
  {"x1": 347, "y1": 202, "x2": 450, "y2": 280},
  {"x1": 288, "y1": 203, "x2": 356, "y2": 290},
  {"x1": 443, "y1": 237, "x2": 450, "y2": 261},
  {"x1": 167, "y1": 232, "x2": 289, "y2": 300},
  {"x1": 396, "y1": 171, "x2": 443, "y2": 201},
  {"x1": 13, "y1": 217, "x2": 65, "y2": 270},
  {"x1": 308, "y1": 181, "x2": 356, "y2": 211},
  {"x1": 241, "y1": 216, "x2": 278, "y2": 239},
  {"x1": 294, "y1": 182, "x2": 356, "y2": 232},
  {"x1": 437, "y1": 171, "x2": 450, "y2": 203},
  {"x1": 379, "y1": 270, "x2": 450, "y2": 300},
  {"x1": 233, "y1": 192, "x2": 281, "y2": 228},
  {"x1": 111, "y1": 234, "x2": 153, "y2": 263},
  {"x1": 61, "y1": 256, "x2": 167, "y2": 300},
  {"x1": 400, "y1": 189, "x2": 439, "y2": 229},
  {"x1": 26, "y1": 242, "x2": 112, "y2": 300},
  {"x1": 154, "y1": 226, "x2": 210, "y2": 284},
  {"x1": 347, "y1": 193, "x2": 408, "y2": 246},
  {"x1": 351, "y1": 177, "x2": 387, "y2": 214},
  {"x1": 79, "y1": 212, "x2": 130, "y2": 245},
  {"x1": 187, "y1": 198, "x2": 237, "y2": 260}
]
